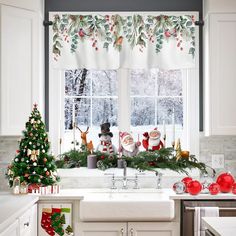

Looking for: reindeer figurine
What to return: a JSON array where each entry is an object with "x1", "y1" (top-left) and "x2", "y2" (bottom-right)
[{"x1": 76, "y1": 126, "x2": 94, "y2": 152}]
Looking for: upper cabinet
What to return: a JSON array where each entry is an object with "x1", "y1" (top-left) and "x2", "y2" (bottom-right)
[
  {"x1": 204, "y1": 0, "x2": 236, "y2": 135},
  {"x1": 0, "y1": 0, "x2": 44, "y2": 135}
]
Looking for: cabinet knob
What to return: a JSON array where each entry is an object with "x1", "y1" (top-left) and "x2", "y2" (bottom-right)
[
  {"x1": 120, "y1": 228, "x2": 124, "y2": 236},
  {"x1": 24, "y1": 222, "x2": 30, "y2": 227},
  {"x1": 130, "y1": 228, "x2": 134, "y2": 236}
]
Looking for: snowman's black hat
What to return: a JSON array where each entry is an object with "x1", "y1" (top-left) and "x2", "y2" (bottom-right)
[{"x1": 98, "y1": 122, "x2": 113, "y2": 138}]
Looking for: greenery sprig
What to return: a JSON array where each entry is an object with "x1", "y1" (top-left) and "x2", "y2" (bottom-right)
[{"x1": 55, "y1": 147, "x2": 208, "y2": 175}]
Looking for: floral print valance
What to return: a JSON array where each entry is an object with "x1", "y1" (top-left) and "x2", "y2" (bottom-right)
[{"x1": 51, "y1": 13, "x2": 196, "y2": 70}]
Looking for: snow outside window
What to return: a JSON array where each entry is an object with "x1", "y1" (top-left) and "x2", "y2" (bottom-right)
[{"x1": 60, "y1": 67, "x2": 197, "y2": 154}]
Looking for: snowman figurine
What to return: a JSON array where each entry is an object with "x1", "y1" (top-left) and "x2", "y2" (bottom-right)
[{"x1": 96, "y1": 122, "x2": 117, "y2": 155}]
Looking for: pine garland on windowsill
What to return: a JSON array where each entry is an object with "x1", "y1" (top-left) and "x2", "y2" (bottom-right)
[{"x1": 55, "y1": 147, "x2": 208, "y2": 175}]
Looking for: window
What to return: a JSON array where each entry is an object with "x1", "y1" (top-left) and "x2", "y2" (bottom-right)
[
  {"x1": 130, "y1": 69, "x2": 184, "y2": 148},
  {"x1": 55, "y1": 67, "x2": 197, "y2": 153},
  {"x1": 63, "y1": 69, "x2": 119, "y2": 150},
  {"x1": 49, "y1": 12, "x2": 199, "y2": 158}
]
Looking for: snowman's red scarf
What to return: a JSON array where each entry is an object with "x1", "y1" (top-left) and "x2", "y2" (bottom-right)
[{"x1": 101, "y1": 141, "x2": 114, "y2": 154}]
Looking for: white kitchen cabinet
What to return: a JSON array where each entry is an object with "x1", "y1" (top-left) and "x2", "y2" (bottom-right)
[
  {"x1": 0, "y1": 1, "x2": 44, "y2": 135},
  {"x1": 0, "y1": 220, "x2": 19, "y2": 236},
  {"x1": 128, "y1": 222, "x2": 179, "y2": 236},
  {"x1": 204, "y1": 13, "x2": 236, "y2": 135},
  {"x1": 78, "y1": 222, "x2": 179, "y2": 236},
  {"x1": 19, "y1": 204, "x2": 37, "y2": 236},
  {"x1": 78, "y1": 222, "x2": 127, "y2": 236},
  {"x1": 0, "y1": 204, "x2": 37, "y2": 236}
]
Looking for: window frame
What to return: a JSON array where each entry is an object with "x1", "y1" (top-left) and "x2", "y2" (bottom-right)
[{"x1": 48, "y1": 11, "x2": 199, "y2": 160}]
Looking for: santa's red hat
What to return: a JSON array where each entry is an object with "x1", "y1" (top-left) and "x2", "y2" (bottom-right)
[{"x1": 119, "y1": 132, "x2": 131, "y2": 142}]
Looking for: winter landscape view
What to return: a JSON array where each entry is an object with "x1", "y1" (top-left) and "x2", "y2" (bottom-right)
[{"x1": 63, "y1": 68, "x2": 184, "y2": 152}]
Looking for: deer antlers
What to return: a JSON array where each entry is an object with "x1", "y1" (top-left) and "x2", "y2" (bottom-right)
[
  {"x1": 76, "y1": 126, "x2": 89, "y2": 134},
  {"x1": 76, "y1": 126, "x2": 89, "y2": 146}
]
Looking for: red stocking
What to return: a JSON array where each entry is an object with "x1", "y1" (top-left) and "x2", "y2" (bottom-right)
[{"x1": 41, "y1": 210, "x2": 55, "y2": 236}]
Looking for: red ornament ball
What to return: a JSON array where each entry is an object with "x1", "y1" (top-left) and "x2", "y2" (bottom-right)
[
  {"x1": 46, "y1": 171, "x2": 50, "y2": 176},
  {"x1": 232, "y1": 183, "x2": 236, "y2": 194},
  {"x1": 43, "y1": 158, "x2": 47, "y2": 163},
  {"x1": 181, "y1": 177, "x2": 193, "y2": 192},
  {"x1": 187, "y1": 180, "x2": 202, "y2": 195},
  {"x1": 216, "y1": 172, "x2": 235, "y2": 193},
  {"x1": 208, "y1": 182, "x2": 220, "y2": 195}
]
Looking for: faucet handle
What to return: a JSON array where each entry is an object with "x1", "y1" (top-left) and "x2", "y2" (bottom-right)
[{"x1": 104, "y1": 173, "x2": 117, "y2": 189}]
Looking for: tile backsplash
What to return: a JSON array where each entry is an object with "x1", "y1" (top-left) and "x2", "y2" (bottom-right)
[
  {"x1": 1, "y1": 135, "x2": 236, "y2": 190},
  {"x1": 199, "y1": 135, "x2": 236, "y2": 176}
]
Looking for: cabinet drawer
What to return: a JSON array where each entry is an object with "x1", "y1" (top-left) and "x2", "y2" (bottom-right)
[{"x1": 19, "y1": 207, "x2": 32, "y2": 235}]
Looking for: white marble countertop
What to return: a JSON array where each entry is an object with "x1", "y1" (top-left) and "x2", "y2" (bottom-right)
[
  {"x1": 169, "y1": 192, "x2": 236, "y2": 200},
  {"x1": 0, "y1": 193, "x2": 38, "y2": 232},
  {"x1": 202, "y1": 217, "x2": 236, "y2": 236}
]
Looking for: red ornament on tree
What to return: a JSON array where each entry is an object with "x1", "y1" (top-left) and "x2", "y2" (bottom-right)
[
  {"x1": 208, "y1": 182, "x2": 220, "y2": 195},
  {"x1": 187, "y1": 180, "x2": 202, "y2": 195},
  {"x1": 216, "y1": 172, "x2": 235, "y2": 193},
  {"x1": 46, "y1": 171, "x2": 50, "y2": 176},
  {"x1": 181, "y1": 177, "x2": 193, "y2": 193},
  {"x1": 232, "y1": 183, "x2": 236, "y2": 194}
]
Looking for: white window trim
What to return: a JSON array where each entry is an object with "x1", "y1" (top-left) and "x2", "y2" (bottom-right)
[{"x1": 48, "y1": 11, "x2": 199, "y2": 163}]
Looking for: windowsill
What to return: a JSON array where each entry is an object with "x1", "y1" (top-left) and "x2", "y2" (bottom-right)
[{"x1": 58, "y1": 167, "x2": 200, "y2": 178}]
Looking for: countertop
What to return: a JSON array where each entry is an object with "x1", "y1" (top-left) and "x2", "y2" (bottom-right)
[
  {"x1": 0, "y1": 194, "x2": 38, "y2": 232},
  {"x1": 202, "y1": 217, "x2": 236, "y2": 236},
  {"x1": 169, "y1": 191, "x2": 236, "y2": 200}
]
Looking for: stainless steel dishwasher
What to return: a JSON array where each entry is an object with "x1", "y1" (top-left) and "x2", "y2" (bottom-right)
[{"x1": 181, "y1": 200, "x2": 236, "y2": 236}]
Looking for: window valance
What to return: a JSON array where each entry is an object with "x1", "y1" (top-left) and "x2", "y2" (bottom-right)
[{"x1": 51, "y1": 13, "x2": 196, "y2": 70}]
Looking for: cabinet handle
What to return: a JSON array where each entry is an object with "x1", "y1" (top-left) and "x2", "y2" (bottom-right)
[
  {"x1": 130, "y1": 228, "x2": 134, "y2": 236},
  {"x1": 120, "y1": 228, "x2": 124, "y2": 236},
  {"x1": 24, "y1": 222, "x2": 30, "y2": 227}
]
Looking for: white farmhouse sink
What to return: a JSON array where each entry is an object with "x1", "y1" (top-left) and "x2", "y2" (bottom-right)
[{"x1": 80, "y1": 189, "x2": 175, "y2": 221}]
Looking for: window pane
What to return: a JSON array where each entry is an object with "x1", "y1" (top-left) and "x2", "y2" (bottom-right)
[
  {"x1": 75, "y1": 97, "x2": 91, "y2": 126},
  {"x1": 131, "y1": 98, "x2": 155, "y2": 126},
  {"x1": 92, "y1": 98, "x2": 118, "y2": 126},
  {"x1": 130, "y1": 70, "x2": 155, "y2": 96},
  {"x1": 64, "y1": 98, "x2": 73, "y2": 130},
  {"x1": 65, "y1": 69, "x2": 90, "y2": 96},
  {"x1": 157, "y1": 70, "x2": 182, "y2": 96},
  {"x1": 64, "y1": 97, "x2": 91, "y2": 130},
  {"x1": 156, "y1": 98, "x2": 183, "y2": 125},
  {"x1": 91, "y1": 70, "x2": 118, "y2": 96}
]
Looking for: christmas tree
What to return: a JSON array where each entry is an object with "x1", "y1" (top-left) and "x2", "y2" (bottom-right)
[{"x1": 6, "y1": 104, "x2": 59, "y2": 187}]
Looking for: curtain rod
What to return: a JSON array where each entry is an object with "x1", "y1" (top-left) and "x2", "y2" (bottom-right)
[{"x1": 43, "y1": 19, "x2": 204, "y2": 27}]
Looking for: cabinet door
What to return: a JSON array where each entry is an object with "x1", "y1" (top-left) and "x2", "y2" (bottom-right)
[
  {"x1": 19, "y1": 204, "x2": 37, "y2": 236},
  {"x1": 205, "y1": 13, "x2": 236, "y2": 135},
  {"x1": 0, "y1": 4, "x2": 40, "y2": 135},
  {"x1": 0, "y1": 220, "x2": 19, "y2": 236},
  {"x1": 128, "y1": 222, "x2": 179, "y2": 236},
  {"x1": 78, "y1": 222, "x2": 127, "y2": 236}
]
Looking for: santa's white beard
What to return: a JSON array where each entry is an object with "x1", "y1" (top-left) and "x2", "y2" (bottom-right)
[
  {"x1": 122, "y1": 142, "x2": 136, "y2": 152},
  {"x1": 149, "y1": 138, "x2": 160, "y2": 148}
]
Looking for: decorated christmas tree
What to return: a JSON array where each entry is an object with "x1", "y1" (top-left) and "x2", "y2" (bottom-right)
[{"x1": 6, "y1": 104, "x2": 59, "y2": 187}]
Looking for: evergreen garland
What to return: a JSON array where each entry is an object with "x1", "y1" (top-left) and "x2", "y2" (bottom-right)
[{"x1": 56, "y1": 147, "x2": 208, "y2": 174}]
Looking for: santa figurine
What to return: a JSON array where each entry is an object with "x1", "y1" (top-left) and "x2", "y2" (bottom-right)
[
  {"x1": 142, "y1": 128, "x2": 164, "y2": 151},
  {"x1": 119, "y1": 132, "x2": 141, "y2": 158},
  {"x1": 96, "y1": 122, "x2": 117, "y2": 155}
]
